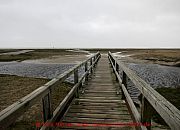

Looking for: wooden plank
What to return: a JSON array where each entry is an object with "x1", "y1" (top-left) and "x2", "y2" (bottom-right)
[
  {"x1": 80, "y1": 95, "x2": 120, "y2": 98},
  {"x1": 81, "y1": 92, "x2": 118, "y2": 96},
  {"x1": 65, "y1": 113, "x2": 132, "y2": 119},
  {"x1": 68, "y1": 109, "x2": 129, "y2": 115},
  {"x1": 71, "y1": 102, "x2": 126, "y2": 106},
  {"x1": 81, "y1": 92, "x2": 118, "y2": 95},
  {"x1": 69, "y1": 106, "x2": 128, "y2": 111},
  {"x1": 74, "y1": 99, "x2": 124, "y2": 103},
  {"x1": 78, "y1": 97, "x2": 120, "y2": 100},
  {"x1": 58, "y1": 123, "x2": 135, "y2": 130},
  {"x1": 84, "y1": 90, "x2": 117, "y2": 93},
  {"x1": 85, "y1": 88, "x2": 116, "y2": 91},
  {"x1": 86, "y1": 85, "x2": 117, "y2": 89},
  {"x1": 87, "y1": 83, "x2": 116, "y2": 86},
  {"x1": 62, "y1": 117, "x2": 132, "y2": 124}
]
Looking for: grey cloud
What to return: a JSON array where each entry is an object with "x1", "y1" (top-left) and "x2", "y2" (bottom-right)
[{"x1": 0, "y1": 0, "x2": 180, "y2": 48}]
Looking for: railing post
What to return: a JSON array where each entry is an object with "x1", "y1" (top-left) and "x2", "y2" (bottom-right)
[
  {"x1": 42, "y1": 90, "x2": 53, "y2": 122},
  {"x1": 90, "y1": 58, "x2": 93, "y2": 73},
  {"x1": 113, "y1": 59, "x2": 115, "y2": 66},
  {"x1": 114, "y1": 61, "x2": 116, "y2": 73},
  {"x1": 93, "y1": 56, "x2": 96, "y2": 68},
  {"x1": 115, "y1": 63, "x2": 119, "y2": 81},
  {"x1": 122, "y1": 71, "x2": 127, "y2": 99},
  {"x1": 85, "y1": 62, "x2": 88, "y2": 82},
  {"x1": 74, "y1": 68, "x2": 79, "y2": 98},
  {"x1": 93, "y1": 56, "x2": 96, "y2": 62},
  {"x1": 141, "y1": 96, "x2": 154, "y2": 130}
]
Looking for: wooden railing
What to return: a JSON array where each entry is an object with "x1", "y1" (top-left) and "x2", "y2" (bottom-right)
[
  {"x1": 0, "y1": 52, "x2": 101, "y2": 130},
  {"x1": 108, "y1": 51, "x2": 180, "y2": 130}
]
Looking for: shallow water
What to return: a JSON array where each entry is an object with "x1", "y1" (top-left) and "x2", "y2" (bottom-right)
[
  {"x1": 0, "y1": 62, "x2": 75, "y2": 79},
  {"x1": 0, "y1": 50, "x2": 33, "y2": 55},
  {"x1": 127, "y1": 63, "x2": 180, "y2": 88},
  {"x1": 118, "y1": 62, "x2": 180, "y2": 104}
]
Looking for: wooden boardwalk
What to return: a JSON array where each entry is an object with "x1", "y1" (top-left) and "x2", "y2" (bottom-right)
[
  {"x1": 58, "y1": 55, "x2": 135, "y2": 129},
  {"x1": 1, "y1": 52, "x2": 180, "y2": 130}
]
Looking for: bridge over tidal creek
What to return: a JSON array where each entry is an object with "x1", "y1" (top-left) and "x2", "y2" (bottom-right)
[{"x1": 0, "y1": 52, "x2": 180, "y2": 130}]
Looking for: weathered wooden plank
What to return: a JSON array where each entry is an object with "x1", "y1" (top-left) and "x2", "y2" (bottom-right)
[
  {"x1": 57, "y1": 122, "x2": 135, "y2": 130},
  {"x1": 74, "y1": 99, "x2": 124, "y2": 103},
  {"x1": 65, "y1": 113, "x2": 132, "y2": 119},
  {"x1": 80, "y1": 95, "x2": 120, "y2": 99},
  {"x1": 85, "y1": 88, "x2": 116, "y2": 91},
  {"x1": 87, "y1": 83, "x2": 116, "y2": 86},
  {"x1": 68, "y1": 109, "x2": 129, "y2": 115},
  {"x1": 86, "y1": 85, "x2": 117, "y2": 88},
  {"x1": 81, "y1": 92, "x2": 118, "y2": 95},
  {"x1": 71, "y1": 102, "x2": 126, "y2": 106},
  {"x1": 84, "y1": 90, "x2": 117, "y2": 93},
  {"x1": 62, "y1": 117, "x2": 132, "y2": 123},
  {"x1": 69, "y1": 105, "x2": 128, "y2": 111},
  {"x1": 78, "y1": 97, "x2": 120, "y2": 100}
]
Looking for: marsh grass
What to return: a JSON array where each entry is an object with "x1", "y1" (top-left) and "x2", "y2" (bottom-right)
[
  {"x1": 0, "y1": 74, "x2": 72, "y2": 129},
  {"x1": 0, "y1": 49, "x2": 87, "y2": 62}
]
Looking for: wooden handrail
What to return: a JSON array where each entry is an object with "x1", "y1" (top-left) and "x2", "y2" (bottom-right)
[
  {"x1": 108, "y1": 51, "x2": 180, "y2": 130},
  {"x1": 0, "y1": 52, "x2": 101, "y2": 130}
]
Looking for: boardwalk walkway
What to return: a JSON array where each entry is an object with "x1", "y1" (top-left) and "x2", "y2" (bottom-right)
[
  {"x1": 1, "y1": 52, "x2": 180, "y2": 130},
  {"x1": 58, "y1": 55, "x2": 135, "y2": 129}
]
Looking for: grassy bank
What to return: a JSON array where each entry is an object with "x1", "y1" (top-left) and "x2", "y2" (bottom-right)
[
  {"x1": 0, "y1": 49, "x2": 87, "y2": 62},
  {"x1": 129, "y1": 49, "x2": 180, "y2": 67},
  {"x1": 0, "y1": 74, "x2": 72, "y2": 129},
  {"x1": 0, "y1": 49, "x2": 21, "y2": 53},
  {"x1": 1, "y1": 49, "x2": 179, "y2": 65}
]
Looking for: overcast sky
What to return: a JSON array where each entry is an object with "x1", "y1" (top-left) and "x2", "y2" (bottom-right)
[{"x1": 0, "y1": 0, "x2": 180, "y2": 48}]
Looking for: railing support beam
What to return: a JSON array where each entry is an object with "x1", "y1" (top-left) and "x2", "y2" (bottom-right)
[
  {"x1": 122, "y1": 71, "x2": 127, "y2": 100},
  {"x1": 141, "y1": 96, "x2": 155, "y2": 130},
  {"x1": 74, "y1": 69, "x2": 79, "y2": 98},
  {"x1": 85, "y1": 62, "x2": 88, "y2": 82},
  {"x1": 42, "y1": 90, "x2": 53, "y2": 122},
  {"x1": 90, "y1": 58, "x2": 93, "y2": 73}
]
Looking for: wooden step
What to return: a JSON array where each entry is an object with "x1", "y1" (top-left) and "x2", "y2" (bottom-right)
[
  {"x1": 71, "y1": 102, "x2": 126, "y2": 107},
  {"x1": 68, "y1": 108, "x2": 129, "y2": 115},
  {"x1": 62, "y1": 117, "x2": 132, "y2": 124},
  {"x1": 78, "y1": 97, "x2": 120, "y2": 100},
  {"x1": 70, "y1": 105, "x2": 128, "y2": 111},
  {"x1": 74, "y1": 99, "x2": 124, "y2": 103},
  {"x1": 65, "y1": 113, "x2": 132, "y2": 120}
]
